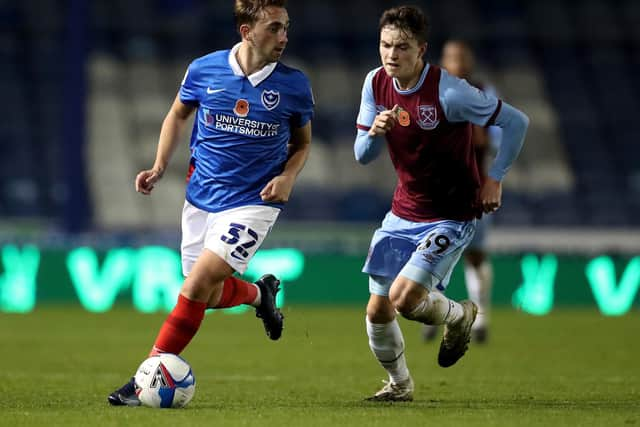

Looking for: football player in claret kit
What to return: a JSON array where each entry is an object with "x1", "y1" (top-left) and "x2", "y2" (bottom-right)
[
  {"x1": 108, "y1": 0, "x2": 314, "y2": 406},
  {"x1": 355, "y1": 5, "x2": 529, "y2": 401},
  {"x1": 421, "y1": 39, "x2": 503, "y2": 344}
]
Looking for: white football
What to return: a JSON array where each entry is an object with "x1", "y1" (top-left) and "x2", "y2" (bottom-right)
[{"x1": 134, "y1": 353, "x2": 196, "y2": 408}]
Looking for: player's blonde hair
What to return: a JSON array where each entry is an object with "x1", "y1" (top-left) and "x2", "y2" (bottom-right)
[{"x1": 234, "y1": 0, "x2": 287, "y2": 30}]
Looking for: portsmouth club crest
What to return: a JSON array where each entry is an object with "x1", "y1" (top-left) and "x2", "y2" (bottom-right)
[
  {"x1": 417, "y1": 104, "x2": 439, "y2": 130},
  {"x1": 261, "y1": 89, "x2": 280, "y2": 110}
]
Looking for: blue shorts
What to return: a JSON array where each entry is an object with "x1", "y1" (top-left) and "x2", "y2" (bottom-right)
[
  {"x1": 363, "y1": 212, "x2": 476, "y2": 296},
  {"x1": 467, "y1": 213, "x2": 492, "y2": 250}
]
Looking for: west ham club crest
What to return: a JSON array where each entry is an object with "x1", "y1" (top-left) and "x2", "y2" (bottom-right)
[{"x1": 417, "y1": 104, "x2": 439, "y2": 130}]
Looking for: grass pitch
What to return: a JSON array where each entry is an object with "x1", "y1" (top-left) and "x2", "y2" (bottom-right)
[{"x1": 1, "y1": 306, "x2": 638, "y2": 426}]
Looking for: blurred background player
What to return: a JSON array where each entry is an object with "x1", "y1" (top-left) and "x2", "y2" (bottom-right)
[
  {"x1": 355, "y1": 5, "x2": 528, "y2": 401},
  {"x1": 422, "y1": 39, "x2": 502, "y2": 344},
  {"x1": 108, "y1": 0, "x2": 314, "y2": 406}
]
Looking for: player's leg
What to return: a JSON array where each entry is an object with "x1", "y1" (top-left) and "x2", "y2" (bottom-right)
[
  {"x1": 209, "y1": 273, "x2": 283, "y2": 339},
  {"x1": 210, "y1": 274, "x2": 283, "y2": 340},
  {"x1": 360, "y1": 214, "x2": 415, "y2": 401},
  {"x1": 463, "y1": 216, "x2": 493, "y2": 343},
  {"x1": 107, "y1": 200, "x2": 208, "y2": 407},
  {"x1": 391, "y1": 219, "x2": 478, "y2": 367},
  {"x1": 364, "y1": 276, "x2": 414, "y2": 402},
  {"x1": 464, "y1": 249, "x2": 492, "y2": 342},
  {"x1": 420, "y1": 290, "x2": 443, "y2": 343},
  {"x1": 108, "y1": 204, "x2": 282, "y2": 406},
  {"x1": 390, "y1": 276, "x2": 470, "y2": 327},
  {"x1": 151, "y1": 250, "x2": 232, "y2": 354},
  {"x1": 213, "y1": 275, "x2": 260, "y2": 308},
  {"x1": 148, "y1": 201, "x2": 233, "y2": 357},
  {"x1": 196, "y1": 205, "x2": 283, "y2": 340},
  {"x1": 108, "y1": 248, "x2": 231, "y2": 406},
  {"x1": 180, "y1": 202, "x2": 283, "y2": 338},
  {"x1": 423, "y1": 217, "x2": 491, "y2": 343}
]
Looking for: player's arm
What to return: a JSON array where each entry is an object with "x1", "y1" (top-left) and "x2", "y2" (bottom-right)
[
  {"x1": 284, "y1": 121, "x2": 312, "y2": 179},
  {"x1": 135, "y1": 94, "x2": 196, "y2": 195},
  {"x1": 486, "y1": 104, "x2": 528, "y2": 181},
  {"x1": 260, "y1": 121, "x2": 312, "y2": 203},
  {"x1": 354, "y1": 68, "x2": 388, "y2": 165},
  {"x1": 355, "y1": 105, "x2": 398, "y2": 165},
  {"x1": 479, "y1": 103, "x2": 528, "y2": 212}
]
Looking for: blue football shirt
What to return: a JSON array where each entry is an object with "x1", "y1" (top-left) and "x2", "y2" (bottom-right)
[{"x1": 179, "y1": 43, "x2": 314, "y2": 213}]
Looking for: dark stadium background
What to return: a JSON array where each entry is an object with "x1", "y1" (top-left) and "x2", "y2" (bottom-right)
[{"x1": 0, "y1": 0, "x2": 638, "y2": 313}]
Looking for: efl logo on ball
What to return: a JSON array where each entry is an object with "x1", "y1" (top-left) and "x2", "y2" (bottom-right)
[{"x1": 134, "y1": 353, "x2": 196, "y2": 408}]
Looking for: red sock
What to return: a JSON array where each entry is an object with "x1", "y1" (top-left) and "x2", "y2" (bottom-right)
[
  {"x1": 213, "y1": 276, "x2": 259, "y2": 308},
  {"x1": 149, "y1": 294, "x2": 207, "y2": 356}
]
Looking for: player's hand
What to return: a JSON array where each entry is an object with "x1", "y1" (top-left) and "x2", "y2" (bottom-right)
[
  {"x1": 135, "y1": 168, "x2": 163, "y2": 195},
  {"x1": 368, "y1": 104, "x2": 400, "y2": 137},
  {"x1": 260, "y1": 175, "x2": 295, "y2": 203},
  {"x1": 480, "y1": 177, "x2": 502, "y2": 213}
]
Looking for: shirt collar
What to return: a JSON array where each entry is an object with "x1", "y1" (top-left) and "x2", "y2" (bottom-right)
[
  {"x1": 228, "y1": 43, "x2": 278, "y2": 87},
  {"x1": 393, "y1": 63, "x2": 430, "y2": 95}
]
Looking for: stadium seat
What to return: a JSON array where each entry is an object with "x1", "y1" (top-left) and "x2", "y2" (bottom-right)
[
  {"x1": 2, "y1": 0, "x2": 639, "y2": 229},
  {"x1": 337, "y1": 189, "x2": 390, "y2": 222}
]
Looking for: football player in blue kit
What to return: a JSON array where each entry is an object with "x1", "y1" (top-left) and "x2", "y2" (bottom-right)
[
  {"x1": 355, "y1": 6, "x2": 529, "y2": 401},
  {"x1": 108, "y1": 0, "x2": 314, "y2": 406}
]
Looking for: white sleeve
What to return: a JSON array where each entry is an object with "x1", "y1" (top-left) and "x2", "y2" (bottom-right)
[{"x1": 355, "y1": 67, "x2": 382, "y2": 129}]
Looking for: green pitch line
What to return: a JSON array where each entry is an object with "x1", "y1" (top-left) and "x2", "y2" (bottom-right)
[{"x1": 0, "y1": 306, "x2": 638, "y2": 426}]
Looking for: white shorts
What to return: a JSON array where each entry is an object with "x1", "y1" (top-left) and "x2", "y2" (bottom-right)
[{"x1": 181, "y1": 201, "x2": 280, "y2": 276}]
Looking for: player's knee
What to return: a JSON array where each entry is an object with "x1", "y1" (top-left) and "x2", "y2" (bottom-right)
[
  {"x1": 366, "y1": 296, "x2": 395, "y2": 323},
  {"x1": 366, "y1": 307, "x2": 393, "y2": 324},
  {"x1": 182, "y1": 275, "x2": 222, "y2": 302},
  {"x1": 389, "y1": 289, "x2": 416, "y2": 317}
]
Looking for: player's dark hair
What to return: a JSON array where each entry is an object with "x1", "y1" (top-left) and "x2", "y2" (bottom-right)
[
  {"x1": 235, "y1": 0, "x2": 287, "y2": 30},
  {"x1": 379, "y1": 5, "x2": 429, "y2": 44}
]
